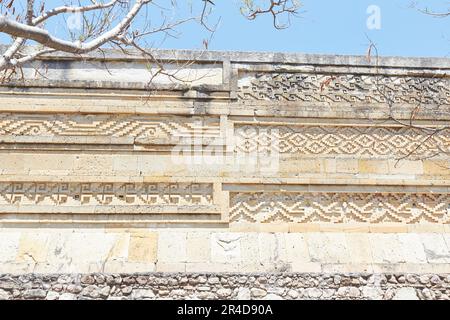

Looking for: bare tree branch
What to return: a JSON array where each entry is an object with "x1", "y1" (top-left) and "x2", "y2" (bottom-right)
[
  {"x1": 0, "y1": 0, "x2": 151, "y2": 55},
  {"x1": 32, "y1": 1, "x2": 119, "y2": 26},
  {"x1": 0, "y1": 0, "x2": 302, "y2": 82},
  {"x1": 242, "y1": 0, "x2": 300, "y2": 29}
]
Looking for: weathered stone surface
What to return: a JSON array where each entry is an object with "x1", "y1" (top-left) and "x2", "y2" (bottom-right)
[
  {"x1": 131, "y1": 289, "x2": 155, "y2": 299},
  {"x1": 0, "y1": 289, "x2": 10, "y2": 300},
  {"x1": 23, "y1": 289, "x2": 47, "y2": 299},
  {"x1": 250, "y1": 288, "x2": 267, "y2": 298},
  {"x1": 0, "y1": 49, "x2": 449, "y2": 301},
  {"x1": 392, "y1": 287, "x2": 419, "y2": 300},
  {"x1": 0, "y1": 272, "x2": 448, "y2": 300}
]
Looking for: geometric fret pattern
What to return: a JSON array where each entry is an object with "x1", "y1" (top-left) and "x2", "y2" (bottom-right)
[
  {"x1": 237, "y1": 72, "x2": 450, "y2": 105},
  {"x1": 0, "y1": 113, "x2": 220, "y2": 140},
  {"x1": 0, "y1": 182, "x2": 213, "y2": 207},
  {"x1": 230, "y1": 192, "x2": 450, "y2": 224},
  {"x1": 235, "y1": 125, "x2": 450, "y2": 158}
]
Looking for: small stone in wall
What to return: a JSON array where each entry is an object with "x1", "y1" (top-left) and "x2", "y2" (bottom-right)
[
  {"x1": 122, "y1": 286, "x2": 133, "y2": 295},
  {"x1": 264, "y1": 293, "x2": 283, "y2": 300},
  {"x1": 392, "y1": 287, "x2": 419, "y2": 300},
  {"x1": 217, "y1": 288, "x2": 232, "y2": 299},
  {"x1": 0, "y1": 289, "x2": 10, "y2": 300},
  {"x1": 23, "y1": 289, "x2": 47, "y2": 299},
  {"x1": 67, "y1": 284, "x2": 82, "y2": 294},
  {"x1": 237, "y1": 287, "x2": 251, "y2": 300},
  {"x1": 287, "y1": 290, "x2": 298, "y2": 299},
  {"x1": 421, "y1": 288, "x2": 435, "y2": 300},
  {"x1": 131, "y1": 289, "x2": 155, "y2": 299},
  {"x1": 46, "y1": 291, "x2": 60, "y2": 300},
  {"x1": 306, "y1": 288, "x2": 322, "y2": 299},
  {"x1": 361, "y1": 286, "x2": 383, "y2": 300},
  {"x1": 59, "y1": 293, "x2": 77, "y2": 300},
  {"x1": 250, "y1": 288, "x2": 267, "y2": 298},
  {"x1": 81, "y1": 285, "x2": 100, "y2": 299},
  {"x1": 80, "y1": 275, "x2": 95, "y2": 285}
]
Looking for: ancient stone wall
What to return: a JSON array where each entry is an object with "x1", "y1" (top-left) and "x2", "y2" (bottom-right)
[
  {"x1": 0, "y1": 49, "x2": 449, "y2": 299},
  {"x1": 1, "y1": 273, "x2": 449, "y2": 300}
]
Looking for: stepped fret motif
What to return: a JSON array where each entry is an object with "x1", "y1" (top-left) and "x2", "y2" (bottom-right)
[
  {"x1": 238, "y1": 73, "x2": 450, "y2": 105},
  {"x1": 230, "y1": 192, "x2": 450, "y2": 224},
  {"x1": 0, "y1": 182, "x2": 213, "y2": 207},
  {"x1": 0, "y1": 114, "x2": 220, "y2": 139},
  {"x1": 235, "y1": 125, "x2": 450, "y2": 158}
]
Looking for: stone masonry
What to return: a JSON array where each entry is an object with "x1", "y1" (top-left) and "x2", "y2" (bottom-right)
[
  {"x1": 1, "y1": 273, "x2": 450, "y2": 300},
  {"x1": 0, "y1": 48, "x2": 449, "y2": 299}
]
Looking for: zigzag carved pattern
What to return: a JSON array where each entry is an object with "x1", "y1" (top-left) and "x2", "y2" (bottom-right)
[
  {"x1": 0, "y1": 182, "x2": 213, "y2": 206},
  {"x1": 237, "y1": 73, "x2": 450, "y2": 105},
  {"x1": 230, "y1": 192, "x2": 450, "y2": 224},
  {"x1": 234, "y1": 125, "x2": 450, "y2": 158},
  {"x1": 0, "y1": 114, "x2": 220, "y2": 139}
]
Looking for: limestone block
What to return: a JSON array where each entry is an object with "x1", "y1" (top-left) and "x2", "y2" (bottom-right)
[
  {"x1": 420, "y1": 234, "x2": 450, "y2": 263},
  {"x1": 369, "y1": 224, "x2": 408, "y2": 233},
  {"x1": 285, "y1": 233, "x2": 311, "y2": 263},
  {"x1": 186, "y1": 232, "x2": 211, "y2": 263},
  {"x1": 211, "y1": 233, "x2": 241, "y2": 263},
  {"x1": 306, "y1": 233, "x2": 350, "y2": 264},
  {"x1": 0, "y1": 262, "x2": 34, "y2": 274},
  {"x1": 128, "y1": 232, "x2": 158, "y2": 264},
  {"x1": 24, "y1": 153, "x2": 76, "y2": 173},
  {"x1": 408, "y1": 224, "x2": 445, "y2": 233},
  {"x1": 17, "y1": 233, "x2": 50, "y2": 263},
  {"x1": 239, "y1": 233, "x2": 259, "y2": 264},
  {"x1": 0, "y1": 154, "x2": 25, "y2": 173},
  {"x1": 258, "y1": 224, "x2": 289, "y2": 233},
  {"x1": 358, "y1": 160, "x2": 389, "y2": 174},
  {"x1": 344, "y1": 234, "x2": 373, "y2": 264},
  {"x1": 102, "y1": 260, "x2": 155, "y2": 273},
  {"x1": 290, "y1": 262, "x2": 322, "y2": 272},
  {"x1": 74, "y1": 155, "x2": 113, "y2": 174},
  {"x1": 288, "y1": 223, "x2": 320, "y2": 233},
  {"x1": 41, "y1": 232, "x2": 117, "y2": 273},
  {"x1": 369, "y1": 234, "x2": 406, "y2": 264},
  {"x1": 336, "y1": 159, "x2": 358, "y2": 174},
  {"x1": 109, "y1": 234, "x2": 130, "y2": 260},
  {"x1": 281, "y1": 159, "x2": 323, "y2": 173},
  {"x1": 423, "y1": 160, "x2": 450, "y2": 176},
  {"x1": 321, "y1": 263, "x2": 374, "y2": 273},
  {"x1": 155, "y1": 262, "x2": 186, "y2": 272},
  {"x1": 157, "y1": 232, "x2": 187, "y2": 263},
  {"x1": 185, "y1": 262, "x2": 239, "y2": 273},
  {"x1": 397, "y1": 234, "x2": 427, "y2": 263},
  {"x1": 388, "y1": 160, "x2": 423, "y2": 175},
  {"x1": 0, "y1": 232, "x2": 21, "y2": 263},
  {"x1": 258, "y1": 233, "x2": 288, "y2": 263}
]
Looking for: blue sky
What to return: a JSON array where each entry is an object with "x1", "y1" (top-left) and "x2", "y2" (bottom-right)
[
  {"x1": 157, "y1": 0, "x2": 450, "y2": 57},
  {"x1": 1, "y1": 0, "x2": 449, "y2": 58}
]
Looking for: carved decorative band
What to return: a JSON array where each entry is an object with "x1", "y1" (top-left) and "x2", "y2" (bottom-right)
[
  {"x1": 234, "y1": 124, "x2": 450, "y2": 158},
  {"x1": 0, "y1": 114, "x2": 220, "y2": 141},
  {"x1": 230, "y1": 192, "x2": 450, "y2": 224},
  {"x1": 237, "y1": 73, "x2": 450, "y2": 105},
  {"x1": 0, "y1": 182, "x2": 214, "y2": 210}
]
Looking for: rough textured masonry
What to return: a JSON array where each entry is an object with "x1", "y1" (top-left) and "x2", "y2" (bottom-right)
[
  {"x1": 1, "y1": 273, "x2": 449, "y2": 300},
  {"x1": 0, "y1": 47, "x2": 449, "y2": 300}
]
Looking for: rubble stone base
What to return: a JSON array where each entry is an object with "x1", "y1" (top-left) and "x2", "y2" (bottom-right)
[{"x1": 1, "y1": 273, "x2": 449, "y2": 300}]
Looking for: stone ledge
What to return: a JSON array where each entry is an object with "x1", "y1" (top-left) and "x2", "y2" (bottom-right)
[{"x1": 5, "y1": 45, "x2": 449, "y2": 68}]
